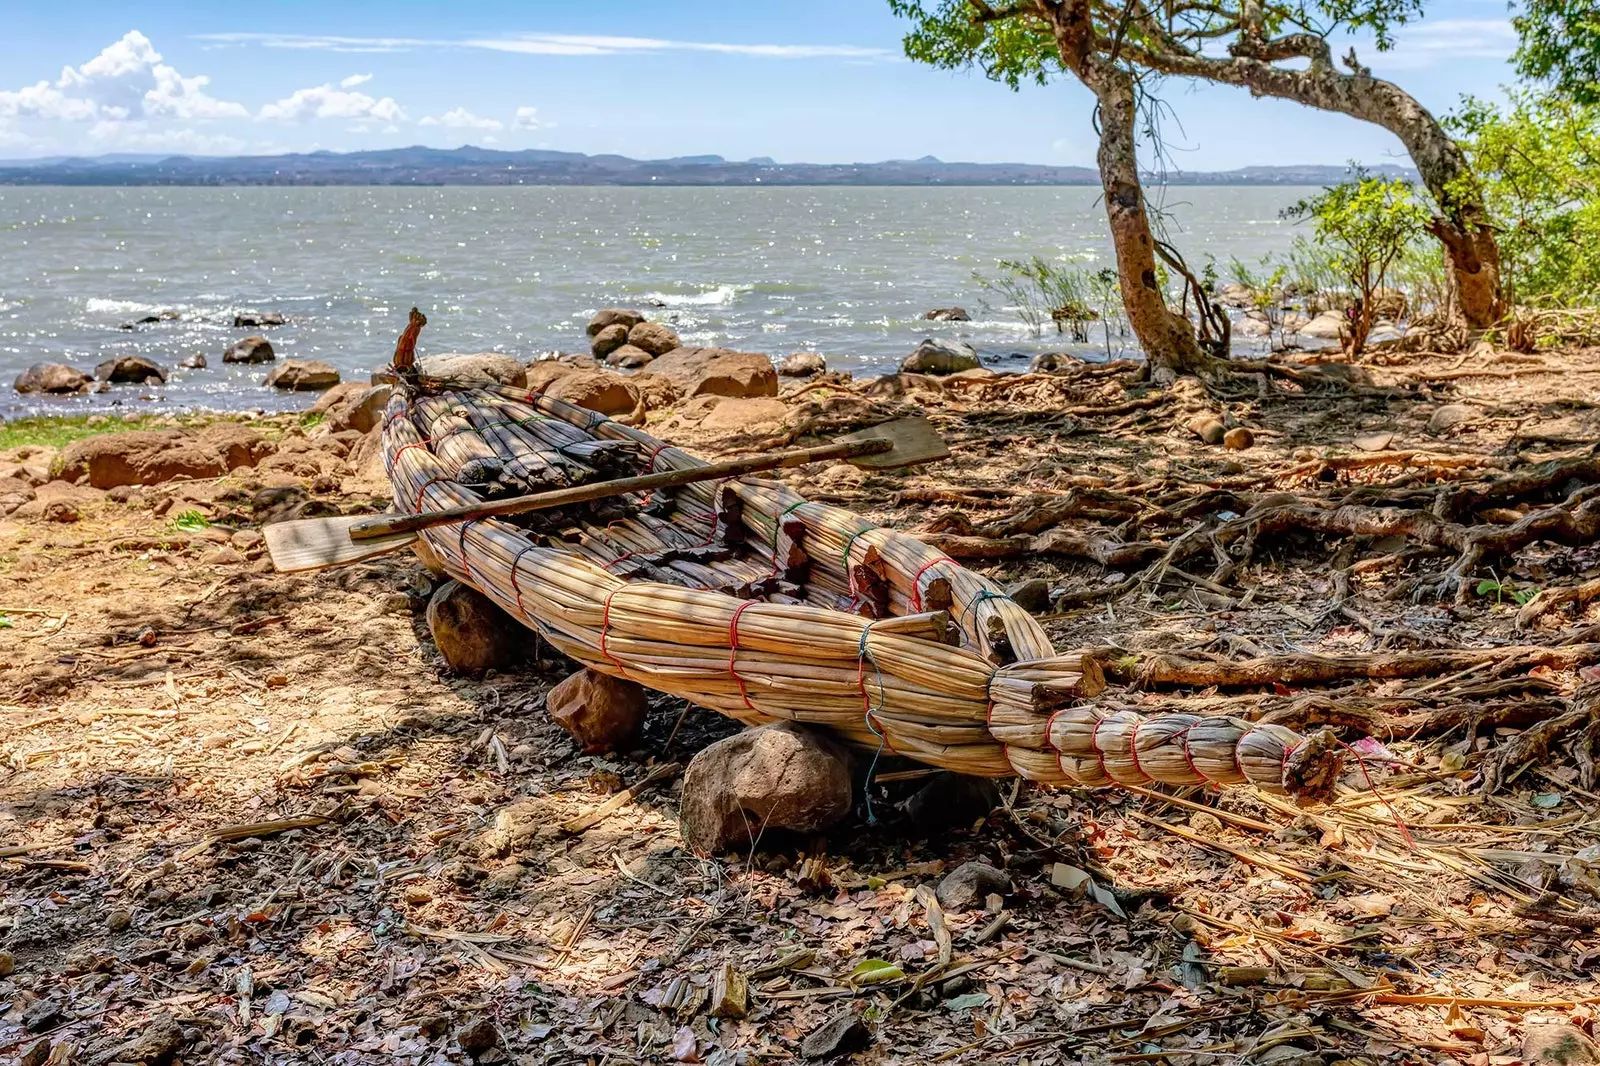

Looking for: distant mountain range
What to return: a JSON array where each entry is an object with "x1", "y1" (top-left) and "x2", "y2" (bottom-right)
[{"x1": 0, "y1": 146, "x2": 1416, "y2": 187}]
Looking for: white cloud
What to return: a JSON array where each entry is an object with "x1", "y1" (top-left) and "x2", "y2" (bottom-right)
[
  {"x1": 259, "y1": 81, "x2": 406, "y2": 123},
  {"x1": 513, "y1": 106, "x2": 543, "y2": 131},
  {"x1": 339, "y1": 73, "x2": 373, "y2": 88},
  {"x1": 0, "y1": 30, "x2": 246, "y2": 124},
  {"x1": 419, "y1": 106, "x2": 502, "y2": 130},
  {"x1": 1377, "y1": 17, "x2": 1516, "y2": 69},
  {"x1": 194, "y1": 31, "x2": 892, "y2": 60}
]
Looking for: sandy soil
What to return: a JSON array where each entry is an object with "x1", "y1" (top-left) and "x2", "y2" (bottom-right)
[{"x1": 5, "y1": 345, "x2": 1600, "y2": 1065}]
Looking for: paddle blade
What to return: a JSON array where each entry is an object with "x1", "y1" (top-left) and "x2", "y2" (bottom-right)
[
  {"x1": 839, "y1": 417, "x2": 949, "y2": 469},
  {"x1": 264, "y1": 515, "x2": 418, "y2": 572}
]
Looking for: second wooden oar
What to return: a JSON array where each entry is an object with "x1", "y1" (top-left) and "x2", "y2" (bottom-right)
[{"x1": 265, "y1": 415, "x2": 947, "y2": 573}]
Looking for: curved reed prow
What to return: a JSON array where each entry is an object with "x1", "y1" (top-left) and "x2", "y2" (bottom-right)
[{"x1": 986, "y1": 654, "x2": 1342, "y2": 800}]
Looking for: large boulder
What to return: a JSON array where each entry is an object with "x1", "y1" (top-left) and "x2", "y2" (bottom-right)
[
  {"x1": 223, "y1": 336, "x2": 275, "y2": 363},
  {"x1": 426, "y1": 580, "x2": 525, "y2": 675},
  {"x1": 95, "y1": 355, "x2": 167, "y2": 385},
  {"x1": 678, "y1": 724, "x2": 852, "y2": 854},
  {"x1": 56, "y1": 431, "x2": 228, "y2": 488},
  {"x1": 194, "y1": 423, "x2": 274, "y2": 469},
  {"x1": 587, "y1": 308, "x2": 645, "y2": 337},
  {"x1": 591, "y1": 323, "x2": 631, "y2": 359},
  {"x1": 14, "y1": 363, "x2": 93, "y2": 394},
  {"x1": 605, "y1": 344, "x2": 654, "y2": 370},
  {"x1": 627, "y1": 321, "x2": 681, "y2": 357},
  {"x1": 309, "y1": 381, "x2": 366, "y2": 414},
  {"x1": 266, "y1": 359, "x2": 340, "y2": 391},
  {"x1": 546, "y1": 669, "x2": 648, "y2": 752},
  {"x1": 697, "y1": 397, "x2": 788, "y2": 436},
  {"x1": 548, "y1": 369, "x2": 639, "y2": 418},
  {"x1": 630, "y1": 372, "x2": 682, "y2": 412},
  {"x1": 901, "y1": 338, "x2": 980, "y2": 375},
  {"x1": 327, "y1": 384, "x2": 394, "y2": 434},
  {"x1": 648, "y1": 347, "x2": 777, "y2": 399},
  {"x1": 778, "y1": 352, "x2": 827, "y2": 378},
  {"x1": 416, "y1": 352, "x2": 525, "y2": 386}
]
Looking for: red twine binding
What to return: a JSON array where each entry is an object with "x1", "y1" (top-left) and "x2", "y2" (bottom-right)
[
  {"x1": 508, "y1": 544, "x2": 539, "y2": 616},
  {"x1": 599, "y1": 588, "x2": 631, "y2": 679},
  {"x1": 1126, "y1": 717, "x2": 1155, "y2": 785},
  {"x1": 908, "y1": 556, "x2": 955, "y2": 612},
  {"x1": 727, "y1": 600, "x2": 758, "y2": 711},
  {"x1": 1089, "y1": 714, "x2": 1111, "y2": 782}
]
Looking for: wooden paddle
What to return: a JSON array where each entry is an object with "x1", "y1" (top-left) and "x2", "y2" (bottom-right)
[{"x1": 265, "y1": 416, "x2": 948, "y2": 573}]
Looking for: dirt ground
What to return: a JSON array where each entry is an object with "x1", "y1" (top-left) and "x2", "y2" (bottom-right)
[{"x1": 6, "y1": 344, "x2": 1600, "y2": 1065}]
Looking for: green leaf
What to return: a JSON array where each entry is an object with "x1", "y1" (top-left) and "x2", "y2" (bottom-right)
[
  {"x1": 1532, "y1": 792, "x2": 1564, "y2": 809},
  {"x1": 1512, "y1": 588, "x2": 1540, "y2": 606},
  {"x1": 848, "y1": 959, "x2": 905, "y2": 986},
  {"x1": 1476, "y1": 579, "x2": 1501, "y2": 596},
  {"x1": 943, "y1": 992, "x2": 990, "y2": 1011},
  {"x1": 171, "y1": 509, "x2": 210, "y2": 533},
  {"x1": 0, "y1": 614, "x2": 11, "y2": 629}
]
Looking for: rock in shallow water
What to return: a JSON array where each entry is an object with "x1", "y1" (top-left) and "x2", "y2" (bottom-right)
[
  {"x1": 923, "y1": 306, "x2": 971, "y2": 321},
  {"x1": 627, "y1": 321, "x2": 681, "y2": 356},
  {"x1": 901, "y1": 338, "x2": 980, "y2": 375},
  {"x1": 95, "y1": 355, "x2": 167, "y2": 385},
  {"x1": 591, "y1": 323, "x2": 631, "y2": 358},
  {"x1": 223, "y1": 335, "x2": 275, "y2": 364},
  {"x1": 778, "y1": 351, "x2": 827, "y2": 378},
  {"x1": 265, "y1": 359, "x2": 340, "y2": 391},
  {"x1": 587, "y1": 307, "x2": 645, "y2": 337},
  {"x1": 14, "y1": 362, "x2": 93, "y2": 394}
]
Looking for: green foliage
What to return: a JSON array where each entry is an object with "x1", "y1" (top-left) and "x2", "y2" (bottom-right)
[
  {"x1": 1229, "y1": 255, "x2": 1290, "y2": 344},
  {"x1": 169, "y1": 509, "x2": 210, "y2": 534},
  {"x1": 1449, "y1": 90, "x2": 1600, "y2": 306},
  {"x1": 974, "y1": 255, "x2": 1102, "y2": 340},
  {"x1": 1513, "y1": 0, "x2": 1600, "y2": 106},
  {"x1": 887, "y1": 0, "x2": 1425, "y2": 89},
  {"x1": 1476, "y1": 577, "x2": 1538, "y2": 606},
  {"x1": 1287, "y1": 171, "x2": 1431, "y2": 353}
]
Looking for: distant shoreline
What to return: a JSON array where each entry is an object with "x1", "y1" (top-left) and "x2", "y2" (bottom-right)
[{"x1": 0, "y1": 145, "x2": 1413, "y2": 188}]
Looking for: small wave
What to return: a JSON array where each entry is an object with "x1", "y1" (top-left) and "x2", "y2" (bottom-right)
[
  {"x1": 640, "y1": 284, "x2": 747, "y2": 308},
  {"x1": 86, "y1": 297, "x2": 180, "y2": 316}
]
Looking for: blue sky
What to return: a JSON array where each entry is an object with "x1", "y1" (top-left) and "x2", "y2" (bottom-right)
[{"x1": 0, "y1": 0, "x2": 1521, "y2": 168}]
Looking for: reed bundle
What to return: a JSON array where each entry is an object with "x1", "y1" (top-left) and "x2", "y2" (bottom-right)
[{"x1": 381, "y1": 380, "x2": 1340, "y2": 797}]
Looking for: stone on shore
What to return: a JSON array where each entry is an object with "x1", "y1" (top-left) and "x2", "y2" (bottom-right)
[
  {"x1": 14, "y1": 363, "x2": 94, "y2": 394},
  {"x1": 901, "y1": 338, "x2": 980, "y2": 375},
  {"x1": 1233, "y1": 311, "x2": 1271, "y2": 338},
  {"x1": 95, "y1": 355, "x2": 167, "y2": 385},
  {"x1": 1215, "y1": 283, "x2": 1255, "y2": 309},
  {"x1": 587, "y1": 308, "x2": 645, "y2": 337},
  {"x1": 233, "y1": 311, "x2": 286, "y2": 328},
  {"x1": 648, "y1": 347, "x2": 777, "y2": 399},
  {"x1": 416, "y1": 352, "x2": 525, "y2": 386},
  {"x1": 1428, "y1": 403, "x2": 1479, "y2": 435},
  {"x1": 426, "y1": 580, "x2": 525, "y2": 675},
  {"x1": 179, "y1": 353, "x2": 207, "y2": 370},
  {"x1": 630, "y1": 371, "x2": 682, "y2": 411},
  {"x1": 546, "y1": 669, "x2": 649, "y2": 752},
  {"x1": 605, "y1": 344, "x2": 655, "y2": 369},
  {"x1": 223, "y1": 336, "x2": 276, "y2": 364},
  {"x1": 591, "y1": 323, "x2": 631, "y2": 359},
  {"x1": 319, "y1": 383, "x2": 393, "y2": 434},
  {"x1": 57, "y1": 431, "x2": 228, "y2": 488},
  {"x1": 527, "y1": 362, "x2": 641, "y2": 418},
  {"x1": 627, "y1": 321, "x2": 681, "y2": 357},
  {"x1": 778, "y1": 352, "x2": 827, "y2": 378},
  {"x1": 923, "y1": 307, "x2": 971, "y2": 321},
  {"x1": 194, "y1": 422, "x2": 274, "y2": 469},
  {"x1": 694, "y1": 396, "x2": 788, "y2": 436},
  {"x1": 678, "y1": 723, "x2": 852, "y2": 854},
  {"x1": 1296, "y1": 311, "x2": 1345, "y2": 340},
  {"x1": 266, "y1": 359, "x2": 341, "y2": 391}
]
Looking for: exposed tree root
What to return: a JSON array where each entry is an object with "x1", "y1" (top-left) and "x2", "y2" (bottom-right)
[{"x1": 1116, "y1": 644, "x2": 1600, "y2": 689}]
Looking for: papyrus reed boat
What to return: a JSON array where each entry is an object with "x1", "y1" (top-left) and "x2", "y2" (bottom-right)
[{"x1": 382, "y1": 375, "x2": 1340, "y2": 798}]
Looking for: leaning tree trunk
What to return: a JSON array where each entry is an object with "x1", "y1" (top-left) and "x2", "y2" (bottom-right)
[
  {"x1": 1138, "y1": 42, "x2": 1503, "y2": 328},
  {"x1": 1041, "y1": 0, "x2": 1210, "y2": 377}
]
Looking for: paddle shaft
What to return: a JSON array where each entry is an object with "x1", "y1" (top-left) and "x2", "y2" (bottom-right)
[{"x1": 349, "y1": 435, "x2": 893, "y2": 540}]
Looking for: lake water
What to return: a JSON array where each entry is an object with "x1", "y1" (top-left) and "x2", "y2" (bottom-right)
[{"x1": 0, "y1": 185, "x2": 1319, "y2": 416}]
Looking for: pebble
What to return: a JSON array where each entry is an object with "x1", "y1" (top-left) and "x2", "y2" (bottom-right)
[
  {"x1": 0, "y1": 949, "x2": 14, "y2": 975},
  {"x1": 107, "y1": 908, "x2": 132, "y2": 932},
  {"x1": 1222, "y1": 427, "x2": 1255, "y2": 450},
  {"x1": 936, "y1": 861, "x2": 1012, "y2": 911},
  {"x1": 200, "y1": 547, "x2": 245, "y2": 566}
]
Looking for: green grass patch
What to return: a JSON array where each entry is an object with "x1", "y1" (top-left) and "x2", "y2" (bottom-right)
[
  {"x1": 0, "y1": 410, "x2": 302, "y2": 453},
  {"x1": 169, "y1": 509, "x2": 210, "y2": 533}
]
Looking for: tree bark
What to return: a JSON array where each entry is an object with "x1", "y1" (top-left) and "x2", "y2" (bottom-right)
[
  {"x1": 1037, "y1": 0, "x2": 1210, "y2": 376},
  {"x1": 1126, "y1": 39, "x2": 1503, "y2": 327}
]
